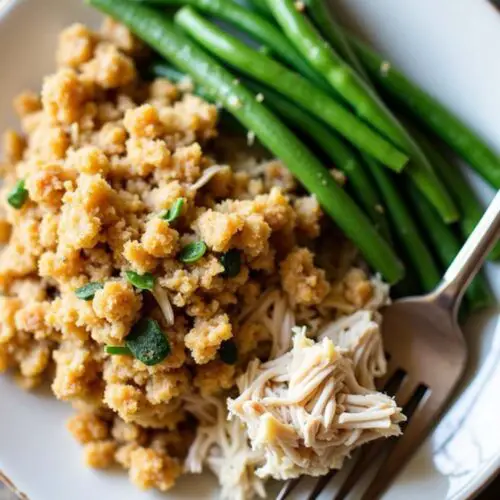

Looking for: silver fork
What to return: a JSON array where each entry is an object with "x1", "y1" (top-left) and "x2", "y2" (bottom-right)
[{"x1": 277, "y1": 190, "x2": 500, "y2": 500}]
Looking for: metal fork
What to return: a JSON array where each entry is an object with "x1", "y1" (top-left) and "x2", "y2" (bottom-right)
[{"x1": 277, "y1": 190, "x2": 500, "y2": 500}]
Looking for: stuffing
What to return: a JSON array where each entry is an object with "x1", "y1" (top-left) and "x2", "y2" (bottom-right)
[
  {"x1": 280, "y1": 247, "x2": 330, "y2": 305},
  {"x1": 0, "y1": 18, "x2": 396, "y2": 499},
  {"x1": 56, "y1": 23, "x2": 95, "y2": 69},
  {"x1": 67, "y1": 412, "x2": 109, "y2": 444},
  {"x1": 185, "y1": 313, "x2": 233, "y2": 365}
]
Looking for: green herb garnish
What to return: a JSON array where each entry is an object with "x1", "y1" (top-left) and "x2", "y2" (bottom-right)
[
  {"x1": 125, "y1": 318, "x2": 170, "y2": 366},
  {"x1": 7, "y1": 180, "x2": 28, "y2": 209},
  {"x1": 179, "y1": 241, "x2": 207, "y2": 264},
  {"x1": 125, "y1": 271, "x2": 155, "y2": 291},
  {"x1": 160, "y1": 198, "x2": 184, "y2": 223},
  {"x1": 220, "y1": 249, "x2": 241, "y2": 278},
  {"x1": 75, "y1": 282, "x2": 104, "y2": 300},
  {"x1": 104, "y1": 345, "x2": 132, "y2": 356},
  {"x1": 219, "y1": 339, "x2": 238, "y2": 365}
]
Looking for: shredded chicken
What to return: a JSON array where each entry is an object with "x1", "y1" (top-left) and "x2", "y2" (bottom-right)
[
  {"x1": 318, "y1": 310, "x2": 386, "y2": 390},
  {"x1": 238, "y1": 289, "x2": 295, "y2": 359},
  {"x1": 184, "y1": 395, "x2": 266, "y2": 500},
  {"x1": 189, "y1": 164, "x2": 228, "y2": 191},
  {"x1": 151, "y1": 283, "x2": 175, "y2": 326},
  {"x1": 228, "y1": 330, "x2": 405, "y2": 480}
]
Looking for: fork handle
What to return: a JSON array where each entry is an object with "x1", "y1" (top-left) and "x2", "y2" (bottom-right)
[{"x1": 435, "y1": 190, "x2": 500, "y2": 314}]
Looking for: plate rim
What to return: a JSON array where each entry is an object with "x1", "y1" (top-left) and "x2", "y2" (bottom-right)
[{"x1": 0, "y1": 0, "x2": 499, "y2": 498}]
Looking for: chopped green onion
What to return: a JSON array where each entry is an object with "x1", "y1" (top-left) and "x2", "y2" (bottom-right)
[
  {"x1": 75, "y1": 282, "x2": 104, "y2": 300},
  {"x1": 7, "y1": 180, "x2": 28, "y2": 209},
  {"x1": 179, "y1": 241, "x2": 207, "y2": 263},
  {"x1": 125, "y1": 271, "x2": 155, "y2": 291},
  {"x1": 125, "y1": 317, "x2": 170, "y2": 366},
  {"x1": 220, "y1": 249, "x2": 241, "y2": 278},
  {"x1": 105, "y1": 345, "x2": 132, "y2": 356},
  {"x1": 219, "y1": 339, "x2": 238, "y2": 365},
  {"x1": 160, "y1": 198, "x2": 184, "y2": 223}
]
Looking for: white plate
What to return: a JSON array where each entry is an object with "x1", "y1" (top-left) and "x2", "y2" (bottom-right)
[{"x1": 0, "y1": 0, "x2": 499, "y2": 499}]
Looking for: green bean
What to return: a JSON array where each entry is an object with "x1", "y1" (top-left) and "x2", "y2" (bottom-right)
[
  {"x1": 174, "y1": 8, "x2": 407, "y2": 171},
  {"x1": 265, "y1": 0, "x2": 458, "y2": 224},
  {"x1": 132, "y1": 0, "x2": 330, "y2": 92},
  {"x1": 348, "y1": 34, "x2": 500, "y2": 189},
  {"x1": 302, "y1": 0, "x2": 444, "y2": 290},
  {"x1": 407, "y1": 183, "x2": 494, "y2": 311},
  {"x1": 412, "y1": 130, "x2": 500, "y2": 261},
  {"x1": 246, "y1": 82, "x2": 392, "y2": 241},
  {"x1": 248, "y1": 0, "x2": 272, "y2": 17},
  {"x1": 267, "y1": 0, "x2": 404, "y2": 146},
  {"x1": 87, "y1": 0, "x2": 405, "y2": 283},
  {"x1": 366, "y1": 158, "x2": 440, "y2": 292},
  {"x1": 304, "y1": 0, "x2": 369, "y2": 81}
]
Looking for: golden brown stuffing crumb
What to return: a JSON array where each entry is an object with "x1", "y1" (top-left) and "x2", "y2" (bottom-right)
[
  {"x1": 42, "y1": 69, "x2": 88, "y2": 125},
  {"x1": 149, "y1": 78, "x2": 178, "y2": 104},
  {"x1": 98, "y1": 122, "x2": 127, "y2": 155},
  {"x1": 82, "y1": 42, "x2": 136, "y2": 89},
  {"x1": 0, "y1": 297, "x2": 22, "y2": 343},
  {"x1": 124, "y1": 104, "x2": 164, "y2": 139},
  {"x1": 104, "y1": 383, "x2": 185, "y2": 429},
  {"x1": 101, "y1": 17, "x2": 143, "y2": 55},
  {"x1": 83, "y1": 440, "x2": 117, "y2": 469},
  {"x1": 141, "y1": 218, "x2": 179, "y2": 258},
  {"x1": 66, "y1": 145, "x2": 110, "y2": 175},
  {"x1": 193, "y1": 360, "x2": 236, "y2": 396},
  {"x1": 19, "y1": 343, "x2": 51, "y2": 378},
  {"x1": 67, "y1": 412, "x2": 109, "y2": 444},
  {"x1": 169, "y1": 142, "x2": 203, "y2": 183},
  {"x1": 294, "y1": 196, "x2": 322, "y2": 238},
  {"x1": 343, "y1": 268, "x2": 374, "y2": 307},
  {"x1": 25, "y1": 162, "x2": 75, "y2": 210},
  {"x1": 128, "y1": 447, "x2": 182, "y2": 491},
  {"x1": 126, "y1": 137, "x2": 171, "y2": 176},
  {"x1": 57, "y1": 23, "x2": 95, "y2": 69},
  {"x1": 145, "y1": 368, "x2": 190, "y2": 405},
  {"x1": 111, "y1": 418, "x2": 147, "y2": 444},
  {"x1": 51, "y1": 341, "x2": 101, "y2": 402},
  {"x1": 123, "y1": 241, "x2": 158, "y2": 274},
  {"x1": 115, "y1": 442, "x2": 140, "y2": 469},
  {"x1": 280, "y1": 247, "x2": 330, "y2": 305},
  {"x1": 14, "y1": 302, "x2": 52, "y2": 339},
  {"x1": 193, "y1": 209, "x2": 243, "y2": 252},
  {"x1": 233, "y1": 213, "x2": 271, "y2": 258},
  {"x1": 185, "y1": 313, "x2": 233, "y2": 365},
  {"x1": 0, "y1": 219, "x2": 11, "y2": 243},
  {"x1": 92, "y1": 281, "x2": 141, "y2": 324},
  {"x1": 13, "y1": 91, "x2": 42, "y2": 117},
  {"x1": 3, "y1": 130, "x2": 25, "y2": 163}
]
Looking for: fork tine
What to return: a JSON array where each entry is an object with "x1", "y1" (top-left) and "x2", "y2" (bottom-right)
[
  {"x1": 332, "y1": 441, "x2": 386, "y2": 500},
  {"x1": 332, "y1": 367, "x2": 411, "y2": 500},
  {"x1": 374, "y1": 359, "x2": 399, "y2": 391},
  {"x1": 361, "y1": 391, "x2": 442, "y2": 500},
  {"x1": 306, "y1": 469, "x2": 337, "y2": 500},
  {"x1": 276, "y1": 478, "x2": 301, "y2": 500},
  {"x1": 393, "y1": 378, "x2": 420, "y2": 409}
]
